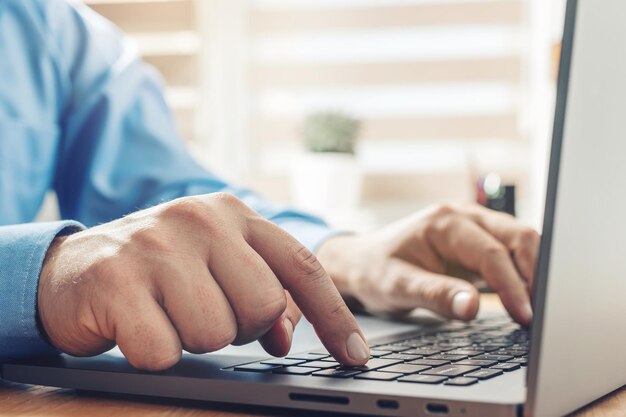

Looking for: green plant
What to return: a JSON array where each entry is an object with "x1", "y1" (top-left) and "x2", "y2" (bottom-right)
[{"x1": 302, "y1": 112, "x2": 360, "y2": 154}]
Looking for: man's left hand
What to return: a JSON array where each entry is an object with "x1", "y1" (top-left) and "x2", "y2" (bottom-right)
[{"x1": 316, "y1": 203, "x2": 540, "y2": 326}]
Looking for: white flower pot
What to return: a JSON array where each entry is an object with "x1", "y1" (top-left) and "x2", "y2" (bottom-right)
[{"x1": 290, "y1": 152, "x2": 362, "y2": 218}]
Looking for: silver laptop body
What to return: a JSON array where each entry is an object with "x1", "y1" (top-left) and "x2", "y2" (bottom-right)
[{"x1": 2, "y1": 1, "x2": 626, "y2": 416}]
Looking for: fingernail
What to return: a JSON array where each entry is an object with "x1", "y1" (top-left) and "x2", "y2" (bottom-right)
[
  {"x1": 346, "y1": 332, "x2": 369, "y2": 363},
  {"x1": 452, "y1": 291, "x2": 473, "y2": 319},
  {"x1": 283, "y1": 318, "x2": 294, "y2": 344}
]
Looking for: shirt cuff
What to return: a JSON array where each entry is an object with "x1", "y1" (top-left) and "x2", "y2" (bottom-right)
[{"x1": 0, "y1": 220, "x2": 84, "y2": 360}]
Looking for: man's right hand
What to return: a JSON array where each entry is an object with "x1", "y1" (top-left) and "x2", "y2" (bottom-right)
[{"x1": 38, "y1": 193, "x2": 369, "y2": 371}]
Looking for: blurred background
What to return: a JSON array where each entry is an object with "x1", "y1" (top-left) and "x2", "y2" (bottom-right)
[{"x1": 70, "y1": 0, "x2": 568, "y2": 232}]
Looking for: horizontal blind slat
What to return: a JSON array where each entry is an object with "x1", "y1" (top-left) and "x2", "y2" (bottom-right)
[
  {"x1": 250, "y1": 1, "x2": 521, "y2": 34},
  {"x1": 249, "y1": 171, "x2": 526, "y2": 202},
  {"x1": 252, "y1": 114, "x2": 518, "y2": 142},
  {"x1": 144, "y1": 55, "x2": 197, "y2": 86},
  {"x1": 88, "y1": 0, "x2": 194, "y2": 33},
  {"x1": 251, "y1": 57, "x2": 521, "y2": 88},
  {"x1": 130, "y1": 32, "x2": 200, "y2": 56},
  {"x1": 251, "y1": 113, "x2": 519, "y2": 143}
]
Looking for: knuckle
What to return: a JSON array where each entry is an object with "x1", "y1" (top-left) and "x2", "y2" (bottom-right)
[
  {"x1": 395, "y1": 271, "x2": 448, "y2": 311},
  {"x1": 327, "y1": 300, "x2": 351, "y2": 322},
  {"x1": 430, "y1": 203, "x2": 457, "y2": 219},
  {"x1": 210, "y1": 192, "x2": 246, "y2": 211},
  {"x1": 432, "y1": 213, "x2": 463, "y2": 235},
  {"x1": 484, "y1": 243, "x2": 509, "y2": 260},
  {"x1": 479, "y1": 244, "x2": 509, "y2": 281},
  {"x1": 239, "y1": 291, "x2": 287, "y2": 331},
  {"x1": 162, "y1": 196, "x2": 234, "y2": 238},
  {"x1": 291, "y1": 246, "x2": 326, "y2": 281},
  {"x1": 517, "y1": 227, "x2": 540, "y2": 247},
  {"x1": 420, "y1": 287, "x2": 453, "y2": 314},
  {"x1": 419, "y1": 279, "x2": 449, "y2": 304},
  {"x1": 161, "y1": 197, "x2": 211, "y2": 227},
  {"x1": 128, "y1": 226, "x2": 172, "y2": 255}
]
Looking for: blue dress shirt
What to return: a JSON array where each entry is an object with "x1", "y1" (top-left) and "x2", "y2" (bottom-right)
[{"x1": 0, "y1": 0, "x2": 335, "y2": 361}]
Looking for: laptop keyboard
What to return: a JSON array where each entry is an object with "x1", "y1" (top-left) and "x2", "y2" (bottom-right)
[{"x1": 228, "y1": 316, "x2": 528, "y2": 387}]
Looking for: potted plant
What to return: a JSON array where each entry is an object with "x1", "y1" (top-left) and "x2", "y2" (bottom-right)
[{"x1": 290, "y1": 111, "x2": 363, "y2": 220}]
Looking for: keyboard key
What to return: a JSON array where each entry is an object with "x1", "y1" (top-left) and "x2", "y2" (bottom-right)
[
  {"x1": 261, "y1": 358, "x2": 305, "y2": 366},
  {"x1": 354, "y1": 371, "x2": 400, "y2": 381},
  {"x1": 404, "y1": 348, "x2": 442, "y2": 356},
  {"x1": 497, "y1": 349, "x2": 528, "y2": 357},
  {"x1": 375, "y1": 345, "x2": 410, "y2": 353},
  {"x1": 507, "y1": 357, "x2": 528, "y2": 365},
  {"x1": 421, "y1": 364, "x2": 480, "y2": 377},
  {"x1": 287, "y1": 353, "x2": 329, "y2": 361},
  {"x1": 456, "y1": 359, "x2": 498, "y2": 367},
  {"x1": 234, "y1": 363, "x2": 280, "y2": 372},
  {"x1": 402, "y1": 339, "x2": 431, "y2": 348},
  {"x1": 380, "y1": 353, "x2": 422, "y2": 361},
  {"x1": 398, "y1": 375, "x2": 447, "y2": 384},
  {"x1": 477, "y1": 344, "x2": 511, "y2": 351},
  {"x1": 299, "y1": 361, "x2": 339, "y2": 369},
  {"x1": 408, "y1": 359, "x2": 451, "y2": 367},
  {"x1": 378, "y1": 364, "x2": 431, "y2": 374},
  {"x1": 435, "y1": 341, "x2": 472, "y2": 349},
  {"x1": 340, "y1": 358, "x2": 403, "y2": 371},
  {"x1": 427, "y1": 354, "x2": 468, "y2": 361},
  {"x1": 445, "y1": 377, "x2": 478, "y2": 386},
  {"x1": 473, "y1": 354, "x2": 514, "y2": 362},
  {"x1": 313, "y1": 369, "x2": 361, "y2": 378},
  {"x1": 490, "y1": 363, "x2": 521, "y2": 372},
  {"x1": 464, "y1": 369, "x2": 503, "y2": 380},
  {"x1": 446, "y1": 349, "x2": 484, "y2": 356},
  {"x1": 309, "y1": 348, "x2": 330, "y2": 355},
  {"x1": 446, "y1": 331, "x2": 473, "y2": 338},
  {"x1": 273, "y1": 366, "x2": 317, "y2": 375},
  {"x1": 369, "y1": 349, "x2": 390, "y2": 357}
]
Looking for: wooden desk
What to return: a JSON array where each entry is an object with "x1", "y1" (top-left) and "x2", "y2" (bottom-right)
[{"x1": 1, "y1": 295, "x2": 624, "y2": 417}]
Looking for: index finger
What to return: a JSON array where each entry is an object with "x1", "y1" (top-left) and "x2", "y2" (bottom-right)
[
  {"x1": 246, "y1": 217, "x2": 369, "y2": 366},
  {"x1": 463, "y1": 205, "x2": 541, "y2": 289},
  {"x1": 428, "y1": 217, "x2": 533, "y2": 325}
]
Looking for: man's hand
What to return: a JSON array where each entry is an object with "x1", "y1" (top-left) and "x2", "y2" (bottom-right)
[
  {"x1": 317, "y1": 204, "x2": 540, "y2": 326},
  {"x1": 38, "y1": 193, "x2": 369, "y2": 371}
]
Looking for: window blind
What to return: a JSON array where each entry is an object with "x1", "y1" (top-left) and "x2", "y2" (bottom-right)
[
  {"x1": 84, "y1": 0, "x2": 532, "y2": 228},
  {"x1": 244, "y1": 0, "x2": 531, "y2": 226}
]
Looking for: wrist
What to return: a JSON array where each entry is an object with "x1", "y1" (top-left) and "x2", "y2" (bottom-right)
[{"x1": 38, "y1": 235, "x2": 67, "y2": 348}]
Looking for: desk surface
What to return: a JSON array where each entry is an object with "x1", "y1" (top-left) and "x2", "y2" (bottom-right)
[{"x1": 1, "y1": 295, "x2": 624, "y2": 417}]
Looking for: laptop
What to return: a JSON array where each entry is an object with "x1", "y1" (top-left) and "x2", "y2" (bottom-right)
[{"x1": 3, "y1": 1, "x2": 626, "y2": 415}]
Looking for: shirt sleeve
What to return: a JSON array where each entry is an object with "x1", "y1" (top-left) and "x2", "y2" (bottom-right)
[
  {"x1": 46, "y1": 0, "x2": 337, "y2": 252},
  {"x1": 0, "y1": 221, "x2": 84, "y2": 361}
]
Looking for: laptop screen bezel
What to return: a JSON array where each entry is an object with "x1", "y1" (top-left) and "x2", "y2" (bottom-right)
[{"x1": 525, "y1": 0, "x2": 578, "y2": 415}]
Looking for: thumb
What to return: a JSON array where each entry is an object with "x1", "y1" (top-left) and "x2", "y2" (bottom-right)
[
  {"x1": 259, "y1": 291, "x2": 303, "y2": 357},
  {"x1": 390, "y1": 259, "x2": 480, "y2": 321}
]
